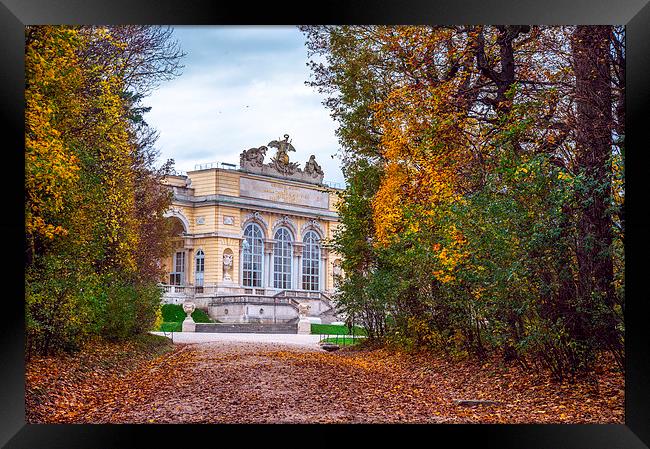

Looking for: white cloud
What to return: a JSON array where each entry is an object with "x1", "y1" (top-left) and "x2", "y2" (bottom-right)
[{"x1": 143, "y1": 26, "x2": 344, "y2": 185}]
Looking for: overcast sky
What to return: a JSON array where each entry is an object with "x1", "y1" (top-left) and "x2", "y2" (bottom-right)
[{"x1": 144, "y1": 26, "x2": 344, "y2": 186}]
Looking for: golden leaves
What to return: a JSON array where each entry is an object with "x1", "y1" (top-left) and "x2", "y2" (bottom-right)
[
  {"x1": 25, "y1": 25, "x2": 142, "y2": 274},
  {"x1": 366, "y1": 28, "x2": 474, "y2": 254},
  {"x1": 25, "y1": 27, "x2": 83, "y2": 241}
]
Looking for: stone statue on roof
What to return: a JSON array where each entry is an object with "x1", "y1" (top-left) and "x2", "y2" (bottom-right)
[
  {"x1": 269, "y1": 134, "x2": 299, "y2": 175},
  {"x1": 268, "y1": 134, "x2": 295, "y2": 165},
  {"x1": 304, "y1": 155, "x2": 323, "y2": 176},
  {"x1": 240, "y1": 145, "x2": 266, "y2": 167}
]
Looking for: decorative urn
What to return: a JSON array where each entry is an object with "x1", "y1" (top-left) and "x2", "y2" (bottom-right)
[{"x1": 182, "y1": 301, "x2": 196, "y2": 318}]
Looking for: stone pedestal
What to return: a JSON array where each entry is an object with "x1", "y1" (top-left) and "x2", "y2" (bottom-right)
[
  {"x1": 297, "y1": 318, "x2": 311, "y2": 335},
  {"x1": 297, "y1": 302, "x2": 311, "y2": 335},
  {"x1": 182, "y1": 317, "x2": 196, "y2": 332}
]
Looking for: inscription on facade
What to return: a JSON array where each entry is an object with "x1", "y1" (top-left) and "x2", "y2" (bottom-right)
[{"x1": 240, "y1": 177, "x2": 329, "y2": 209}]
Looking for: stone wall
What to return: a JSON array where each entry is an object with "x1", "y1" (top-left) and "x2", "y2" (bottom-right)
[{"x1": 208, "y1": 303, "x2": 298, "y2": 323}]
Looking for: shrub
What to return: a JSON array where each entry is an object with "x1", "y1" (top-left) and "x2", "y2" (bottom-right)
[
  {"x1": 100, "y1": 281, "x2": 138, "y2": 341},
  {"x1": 191, "y1": 308, "x2": 213, "y2": 323},
  {"x1": 161, "y1": 303, "x2": 186, "y2": 322},
  {"x1": 25, "y1": 256, "x2": 97, "y2": 355},
  {"x1": 151, "y1": 299, "x2": 163, "y2": 331}
]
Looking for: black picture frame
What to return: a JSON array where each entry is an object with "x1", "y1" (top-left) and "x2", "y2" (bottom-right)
[{"x1": 2, "y1": 0, "x2": 649, "y2": 447}]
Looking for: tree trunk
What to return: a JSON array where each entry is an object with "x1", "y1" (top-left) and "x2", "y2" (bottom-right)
[{"x1": 571, "y1": 25, "x2": 620, "y2": 355}]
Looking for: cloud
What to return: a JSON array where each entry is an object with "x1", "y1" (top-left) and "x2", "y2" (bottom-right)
[{"x1": 143, "y1": 26, "x2": 344, "y2": 185}]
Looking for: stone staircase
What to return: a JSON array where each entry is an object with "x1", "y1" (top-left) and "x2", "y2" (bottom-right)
[
  {"x1": 317, "y1": 307, "x2": 341, "y2": 324},
  {"x1": 272, "y1": 290, "x2": 341, "y2": 323},
  {"x1": 195, "y1": 322, "x2": 298, "y2": 334}
]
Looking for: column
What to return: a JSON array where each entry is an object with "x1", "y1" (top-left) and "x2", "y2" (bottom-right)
[
  {"x1": 298, "y1": 254, "x2": 303, "y2": 290},
  {"x1": 293, "y1": 243, "x2": 303, "y2": 291},
  {"x1": 320, "y1": 256, "x2": 327, "y2": 292},
  {"x1": 292, "y1": 255, "x2": 299, "y2": 290},
  {"x1": 186, "y1": 249, "x2": 193, "y2": 285},
  {"x1": 264, "y1": 243, "x2": 273, "y2": 289},
  {"x1": 239, "y1": 244, "x2": 244, "y2": 287}
]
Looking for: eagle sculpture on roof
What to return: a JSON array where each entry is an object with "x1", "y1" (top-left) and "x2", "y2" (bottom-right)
[
  {"x1": 268, "y1": 134, "x2": 296, "y2": 165},
  {"x1": 268, "y1": 134, "x2": 299, "y2": 174}
]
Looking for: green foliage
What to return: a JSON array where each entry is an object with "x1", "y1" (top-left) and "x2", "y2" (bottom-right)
[
  {"x1": 304, "y1": 25, "x2": 625, "y2": 380},
  {"x1": 191, "y1": 309, "x2": 213, "y2": 323},
  {"x1": 319, "y1": 336, "x2": 366, "y2": 346},
  {"x1": 161, "y1": 303, "x2": 187, "y2": 322},
  {"x1": 98, "y1": 280, "x2": 165, "y2": 340}
]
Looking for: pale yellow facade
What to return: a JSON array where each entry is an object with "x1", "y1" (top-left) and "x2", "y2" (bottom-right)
[{"x1": 161, "y1": 166, "x2": 342, "y2": 300}]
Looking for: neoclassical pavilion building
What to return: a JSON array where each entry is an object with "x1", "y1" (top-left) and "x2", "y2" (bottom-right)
[{"x1": 160, "y1": 135, "x2": 343, "y2": 324}]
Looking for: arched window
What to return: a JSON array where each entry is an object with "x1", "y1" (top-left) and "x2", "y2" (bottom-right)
[
  {"x1": 273, "y1": 228, "x2": 292, "y2": 289},
  {"x1": 195, "y1": 250, "x2": 205, "y2": 290},
  {"x1": 242, "y1": 223, "x2": 264, "y2": 287},
  {"x1": 302, "y1": 231, "x2": 320, "y2": 291}
]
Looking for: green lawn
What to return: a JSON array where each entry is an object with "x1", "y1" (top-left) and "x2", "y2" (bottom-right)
[
  {"x1": 319, "y1": 336, "x2": 367, "y2": 346},
  {"x1": 159, "y1": 321, "x2": 182, "y2": 332},
  {"x1": 311, "y1": 323, "x2": 367, "y2": 336}
]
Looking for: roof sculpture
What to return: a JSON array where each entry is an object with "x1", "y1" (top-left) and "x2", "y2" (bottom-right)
[{"x1": 239, "y1": 134, "x2": 324, "y2": 184}]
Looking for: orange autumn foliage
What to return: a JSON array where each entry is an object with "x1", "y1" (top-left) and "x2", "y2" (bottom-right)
[{"x1": 369, "y1": 28, "x2": 475, "y2": 282}]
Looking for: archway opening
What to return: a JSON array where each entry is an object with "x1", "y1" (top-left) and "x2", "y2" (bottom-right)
[{"x1": 164, "y1": 215, "x2": 189, "y2": 285}]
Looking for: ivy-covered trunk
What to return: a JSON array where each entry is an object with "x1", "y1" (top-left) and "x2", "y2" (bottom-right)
[{"x1": 571, "y1": 25, "x2": 623, "y2": 367}]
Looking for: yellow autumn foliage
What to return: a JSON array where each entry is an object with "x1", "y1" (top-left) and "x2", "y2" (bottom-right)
[{"x1": 368, "y1": 28, "x2": 474, "y2": 283}]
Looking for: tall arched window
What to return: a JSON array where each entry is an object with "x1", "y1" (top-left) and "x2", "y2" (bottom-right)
[
  {"x1": 195, "y1": 250, "x2": 205, "y2": 290},
  {"x1": 242, "y1": 223, "x2": 264, "y2": 287},
  {"x1": 273, "y1": 228, "x2": 292, "y2": 289},
  {"x1": 302, "y1": 231, "x2": 320, "y2": 291}
]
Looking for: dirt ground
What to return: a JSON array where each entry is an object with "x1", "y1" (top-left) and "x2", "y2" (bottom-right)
[{"x1": 26, "y1": 340, "x2": 624, "y2": 424}]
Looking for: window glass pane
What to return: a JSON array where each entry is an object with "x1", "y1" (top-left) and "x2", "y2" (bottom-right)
[
  {"x1": 302, "y1": 231, "x2": 320, "y2": 291},
  {"x1": 274, "y1": 227, "x2": 293, "y2": 289},
  {"x1": 243, "y1": 223, "x2": 264, "y2": 287},
  {"x1": 195, "y1": 250, "x2": 204, "y2": 273}
]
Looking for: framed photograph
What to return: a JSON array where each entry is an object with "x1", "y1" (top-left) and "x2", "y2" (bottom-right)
[{"x1": 4, "y1": 0, "x2": 649, "y2": 447}]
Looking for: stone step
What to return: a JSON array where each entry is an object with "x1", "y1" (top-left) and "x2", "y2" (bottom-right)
[{"x1": 195, "y1": 322, "x2": 298, "y2": 334}]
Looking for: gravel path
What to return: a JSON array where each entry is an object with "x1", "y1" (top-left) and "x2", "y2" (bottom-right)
[
  {"x1": 149, "y1": 331, "x2": 322, "y2": 347},
  {"x1": 86, "y1": 341, "x2": 448, "y2": 424}
]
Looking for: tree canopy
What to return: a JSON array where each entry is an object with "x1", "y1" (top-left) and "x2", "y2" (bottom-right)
[
  {"x1": 25, "y1": 25, "x2": 184, "y2": 355},
  {"x1": 302, "y1": 25, "x2": 624, "y2": 380}
]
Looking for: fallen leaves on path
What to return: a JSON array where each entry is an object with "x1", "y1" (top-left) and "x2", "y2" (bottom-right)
[{"x1": 26, "y1": 340, "x2": 623, "y2": 424}]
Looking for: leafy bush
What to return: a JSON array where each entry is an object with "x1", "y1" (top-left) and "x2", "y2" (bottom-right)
[
  {"x1": 191, "y1": 308, "x2": 213, "y2": 323},
  {"x1": 25, "y1": 257, "x2": 165, "y2": 354}
]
